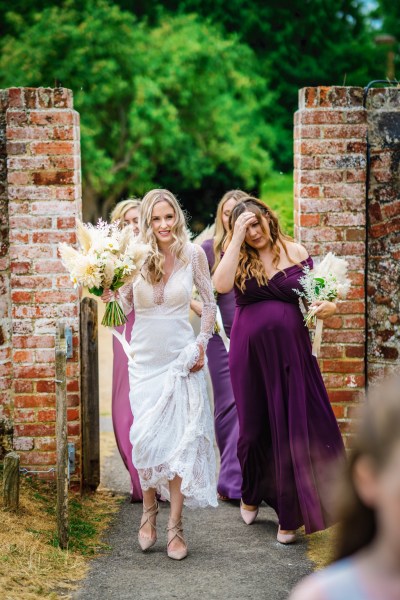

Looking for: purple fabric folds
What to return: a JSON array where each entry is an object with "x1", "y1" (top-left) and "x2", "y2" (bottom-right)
[
  {"x1": 202, "y1": 239, "x2": 242, "y2": 499},
  {"x1": 112, "y1": 310, "x2": 142, "y2": 501},
  {"x1": 229, "y1": 257, "x2": 345, "y2": 533}
]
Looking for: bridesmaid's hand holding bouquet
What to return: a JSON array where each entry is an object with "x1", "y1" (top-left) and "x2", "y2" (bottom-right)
[
  {"x1": 59, "y1": 219, "x2": 150, "y2": 327},
  {"x1": 294, "y1": 252, "x2": 351, "y2": 357}
]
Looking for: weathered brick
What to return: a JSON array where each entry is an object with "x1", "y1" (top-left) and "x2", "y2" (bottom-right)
[
  {"x1": 14, "y1": 394, "x2": 55, "y2": 408},
  {"x1": 11, "y1": 291, "x2": 33, "y2": 303},
  {"x1": 31, "y1": 141, "x2": 75, "y2": 155},
  {"x1": 13, "y1": 349, "x2": 35, "y2": 363},
  {"x1": 13, "y1": 335, "x2": 55, "y2": 349}
]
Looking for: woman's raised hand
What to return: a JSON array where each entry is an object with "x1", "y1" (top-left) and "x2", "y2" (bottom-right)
[{"x1": 231, "y1": 211, "x2": 257, "y2": 245}]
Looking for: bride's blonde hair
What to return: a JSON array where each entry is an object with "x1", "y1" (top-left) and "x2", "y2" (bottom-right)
[
  {"x1": 226, "y1": 196, "x2": 293, "y2": 292},
  {"x1": 212, "y1": 190, "x2": 248, "y2": 273},
  {"x1": 140, "y1": 189, "x2": 189, "y2": 283}
]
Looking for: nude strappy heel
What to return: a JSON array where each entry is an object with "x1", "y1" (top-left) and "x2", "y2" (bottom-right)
[
  {"x1": 167, "y1": 517, "x2": 188, "y2": 561},
  {"x1": 138, "y1": 500, "x2": 159, "y2": 551}
]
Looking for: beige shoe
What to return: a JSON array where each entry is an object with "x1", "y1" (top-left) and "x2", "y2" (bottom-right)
[
  {"x1": 277, "y1": 525, "x2": 297, "y2": 544},
  {"x1": 138, "y1": 500, "x2": 159, "y2": 551},
  {"x1": 240, "y1": 500, "x2": 259, "y2": 525},
  {"x1": 167, "y1": 517, "x2": 188, "y2": 561}
]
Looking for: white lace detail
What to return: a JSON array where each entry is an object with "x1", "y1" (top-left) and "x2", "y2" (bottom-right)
[
  {"x1": 125, "y1": 242, "x2": 218, "y2": 508},
  {"x1": 191, "y1": 244, "x2": 217, "y2": 351},
  {"x1": 118, "y1": 280, "x2": 134, "y2": 314}
]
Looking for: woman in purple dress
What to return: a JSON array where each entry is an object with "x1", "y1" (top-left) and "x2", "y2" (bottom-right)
[
  {"x1": 214, "y1": 196, "x2": 345, "y2": 542},
  {"x1": 191, "y1": 190, "x2": 246, "y2": 500},
  {"x1": 110, "y1": 199, "x2": 142, "y2": 501}
]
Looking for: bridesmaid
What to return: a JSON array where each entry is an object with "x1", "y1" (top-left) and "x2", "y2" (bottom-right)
[
  {"x1": 191, "y1": 190, "x2": 246, "y2": 500},
  {"x1": 109, "y1": 198, "x2": 142, "y2": 502},
  {"x1": 214, "y1": 196, "x2": 345, "y2": 542}
]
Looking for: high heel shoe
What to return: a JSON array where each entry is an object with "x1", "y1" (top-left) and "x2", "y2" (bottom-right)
[
  {"x1": 277, "y1": 525, "x2": 297, "y2": 544},
  {"x1": 167, "y1": 517, "x2": 188, "y2": 561},
  {"x1": 240, "y1": 500, "x2": 259, "y2": 525},
  {"x1": 138, "y1": 500, "x2": 159, "y2": 551}
]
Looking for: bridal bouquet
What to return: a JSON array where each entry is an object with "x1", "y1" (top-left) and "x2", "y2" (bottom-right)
[
  {"x1": 59, "y1": 219, "x2": 150, "y2": 327},
  {"x1": 294, "y1": 252, "x2": 351, "y2": 357}
]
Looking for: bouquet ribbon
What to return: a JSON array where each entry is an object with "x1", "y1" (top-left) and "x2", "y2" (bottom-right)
[
  {"x1": 111, "y1": 325, "x2": 135, "y2": 365},
  {"x1": 312, "y1": 319, "x2": 324, "y2": 358}
]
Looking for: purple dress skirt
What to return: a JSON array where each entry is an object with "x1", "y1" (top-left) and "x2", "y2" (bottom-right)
[
  {"x1": 229, "y1": 257, "x2": 345, "y2": 533},
  {"x1": 201, "y1": 239, "x2": 242, "y2": 499},
  {"x1": 112, "y1": 310, "x2": 142, "y2": 501}
]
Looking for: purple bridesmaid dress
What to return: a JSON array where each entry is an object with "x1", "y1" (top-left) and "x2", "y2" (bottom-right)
[
  {"x1": 201, "y1": 239, "x2": 242, "y2": 499},
  {"x1": 229, "y1": 257, "x2": 345, "y2": 533},
  {"x1": 112, "y1": 310, "x2": 142, "y2": 501}
]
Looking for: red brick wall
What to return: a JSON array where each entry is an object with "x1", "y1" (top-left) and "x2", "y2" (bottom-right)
[
  {"x1": 0, "y1": 87, "x2": 82, "y2": 476},
  {"x1": 295, "y1": 85, "x2": 400, "y2": 445},
  {"x1": 294, "y1": 87, "x2": 367, "y2": 445},
  {"x1": 366, "y1": 88, "x2": 400, "y2": 381}
]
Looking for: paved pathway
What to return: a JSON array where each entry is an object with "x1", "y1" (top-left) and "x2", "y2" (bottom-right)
[
  {"x1": 73, "y1": 442, "x2": 313, "y2": 600},
  {"x1": 74, "y1": 302, "x2": 313, "y2": 599}
]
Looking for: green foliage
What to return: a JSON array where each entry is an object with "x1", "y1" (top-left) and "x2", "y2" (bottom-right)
[
  {"x1": 261, "y1": 172, "x2": 294, "y2": 236},
  {"x1": 0, "y1": 0, "x2": 392, "y2": 221},
  {"x1": 0, "y1": 0, "x2": 274, "y2": 221},
  {"x1": 130, "y1": 0, "x2": 383, "y2": 169}
]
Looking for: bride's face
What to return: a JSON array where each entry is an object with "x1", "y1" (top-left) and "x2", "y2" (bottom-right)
[{"x1": 151, "y1": 200, "x2": 176, "y2": 246}]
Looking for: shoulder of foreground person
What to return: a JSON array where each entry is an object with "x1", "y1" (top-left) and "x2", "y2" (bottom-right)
[
  {"x1": 289, "y1": 573, "x2": 326, "y2": 600},
  {"x1": 289, "y1": 558, "x2": 358, "y2": 600}
]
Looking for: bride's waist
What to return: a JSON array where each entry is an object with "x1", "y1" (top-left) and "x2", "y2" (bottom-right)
[{"x1": 133, "y1": 311, "x2": 189, "y2": 320}]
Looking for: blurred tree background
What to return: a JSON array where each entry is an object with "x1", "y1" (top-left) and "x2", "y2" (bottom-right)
[{"x1": 0, "y1": 0, "x2": 395, "y2": 232}]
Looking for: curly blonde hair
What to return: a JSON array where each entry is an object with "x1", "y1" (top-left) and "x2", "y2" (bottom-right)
[
  {"x1": 212, "y1": 190, "x2": 248, "y2": 273},
  {"x1": 140, "y1": 189, "x2": 189, "y2": 284},
  {"x1": 227, "y1": 196, "x2": 294, "y2": 292},
  {"x1": 110, "y1": 198, "x2": 141, "y2": 228}
]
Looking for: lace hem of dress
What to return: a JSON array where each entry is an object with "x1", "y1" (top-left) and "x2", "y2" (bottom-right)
[{"x1": 138, "y1": 436, "x2": 218, "y2": 509}]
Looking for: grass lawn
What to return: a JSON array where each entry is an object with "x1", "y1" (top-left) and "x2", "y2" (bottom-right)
[
  {"x1": 0, "y1": 465, "x2": 121, "y2": 599},
  {"x1": 261, "y1": 172, "x2": 294, "y2": 236}
]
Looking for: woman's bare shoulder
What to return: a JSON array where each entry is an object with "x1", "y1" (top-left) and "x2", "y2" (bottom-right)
[{"x1": 285, "y1": 241, "x2": 309, "y2": 262}]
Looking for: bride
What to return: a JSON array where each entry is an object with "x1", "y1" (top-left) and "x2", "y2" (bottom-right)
[{"x1": 106, "y1": 189, "x2": 218, "y2": 561}]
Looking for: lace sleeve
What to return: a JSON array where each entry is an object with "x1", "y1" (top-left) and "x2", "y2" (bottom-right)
[
  {"x1": 118, "y1": 282, "x2": 134, "y2": 315},
  {"x1": 192, "y1": 244, "x2": 217, "y2": 350}
]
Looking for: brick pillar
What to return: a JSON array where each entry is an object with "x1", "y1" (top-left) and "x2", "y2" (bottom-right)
[
  {"x1": 1, "y1": 87, "x2": 82, "y2": 477},
  {"x1": 366, "y1": 88, "x2": 400, "y2": 380},
  {"x1": 294, "y1": 87, "x2": 367, "y2": 445}
]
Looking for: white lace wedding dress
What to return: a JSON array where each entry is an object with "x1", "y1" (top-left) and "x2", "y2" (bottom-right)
[{"x1": 119, "y1": 242, "x2": 218, "y2": 508}]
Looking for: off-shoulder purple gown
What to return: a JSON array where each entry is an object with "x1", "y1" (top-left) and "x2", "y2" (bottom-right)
[
  {"x1": 113, "y1": 310, "x2": 142, "y2": 501},
  {"x1": 202, "y1": 239, "x2": 242, "y2": 499},
  {"x1": 229, "y1": 257, "x2": 345, "y2": 533}
]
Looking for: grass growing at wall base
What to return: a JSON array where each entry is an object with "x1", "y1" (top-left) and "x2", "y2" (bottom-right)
[
  {"x1": 0, "y1": 464, "x2": 121, "y2": 599},
  {"x1": 307, "y1": 526, "x2": 338, "y2": 571}
]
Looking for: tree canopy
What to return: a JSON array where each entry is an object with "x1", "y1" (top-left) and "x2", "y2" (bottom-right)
[
  {"x1": 0, "y1": 0, "x2": 275, "y2": 222},
  {"x1": 0, "y1": 0, "x2": 391, "y2": 226}
]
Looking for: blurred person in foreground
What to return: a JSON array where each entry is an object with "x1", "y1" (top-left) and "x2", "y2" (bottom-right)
[{"x1": 290, "y1": 375, "x2": 400, "y2": 599}]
